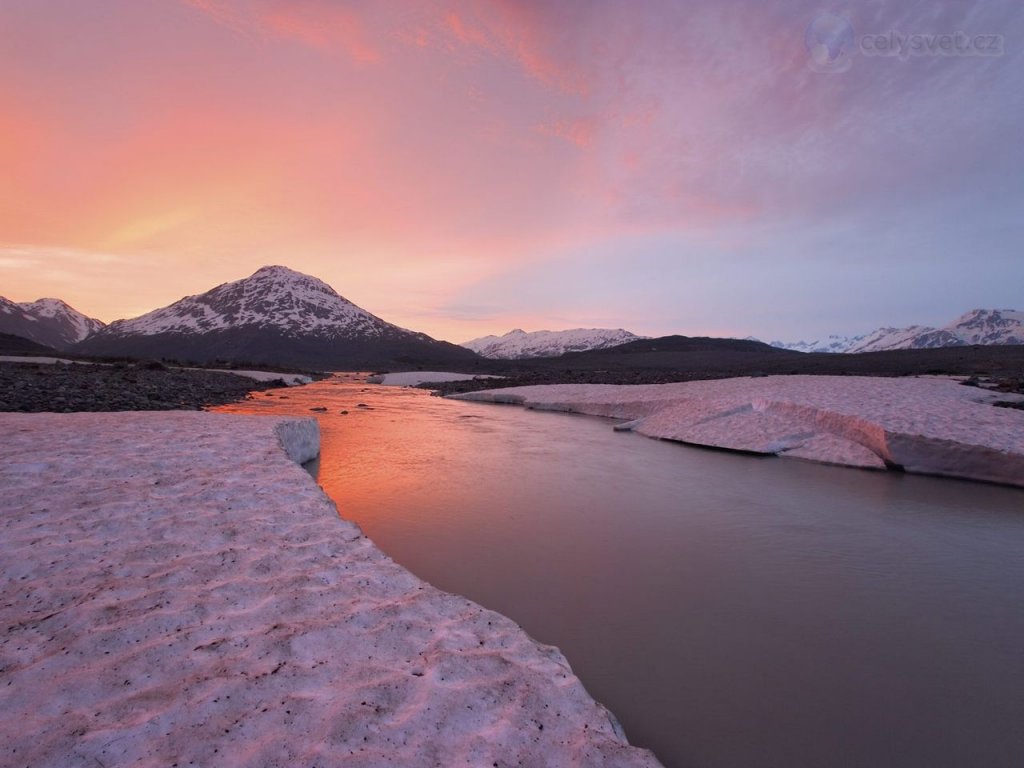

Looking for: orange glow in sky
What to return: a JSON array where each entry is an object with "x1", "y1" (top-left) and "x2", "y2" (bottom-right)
[
  {"x1": 3, "y1": 1, "x2": 1022, "y2": 342},
  {"x1": 1, "y1": 1, "x2": 624, "y2": 340}
]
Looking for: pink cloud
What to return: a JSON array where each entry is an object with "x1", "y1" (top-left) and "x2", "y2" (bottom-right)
[
  {"x1": 258, "y1": 3, "x2": 380, "y2": 63},
  {"x1": 183, "y1": 0, "x2": 380, "y2": 63},
  {"x1": 444, "y1": 11, "x2": 489, "y2": 48},
  {"x1": 180, "y1": 0, "x2": 249, "y2": 35},
  {"x1": 437, "y1": 1, "x2": 588, "y2": 94},
  {"x1": 536, "y1": 117, "x2": 597, "y2": 149},
  {"x1": 183, "y1": 1, "x2": 591, "y2": 92}
]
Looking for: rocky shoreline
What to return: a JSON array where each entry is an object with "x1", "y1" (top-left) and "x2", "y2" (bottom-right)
[{"x1": 0, "y1": 360, "x2": 287, "y2": 412}]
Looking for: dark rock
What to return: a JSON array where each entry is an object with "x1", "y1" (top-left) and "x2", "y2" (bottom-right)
[{"x1": 0, "y1": 362, "x2": 285, "y2": 412}]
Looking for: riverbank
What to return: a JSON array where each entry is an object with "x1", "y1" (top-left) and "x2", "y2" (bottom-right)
[
  {"x1": 0, "y1": 411, "x2": 661, "y2": 767},
  {"x1": 0, "y1": 359, "x2": 304, "y2": 412},
  {"x1": 453, "y1": 375, "x2": 1024, "y2": 487}
]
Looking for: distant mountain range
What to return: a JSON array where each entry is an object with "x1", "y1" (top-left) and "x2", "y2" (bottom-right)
[
  {"x1": 770, "y1": 309, "x2": 1023, "y2": 354},
  {"x1": 73, "y1": 266, "x2": 477, "y2": 369},
  {"x1": 462, "y1": 328, "x2": 643, "y2": 359},
  {"x1": 0, "y1": 296, "x2": 105, "y2": 350},
  {"x1": 473, "y1": 310, "x2": 1024, "y2": 360},
  {"x1": 4, "y1": 270, "x2": 1021, "y2": 370}
]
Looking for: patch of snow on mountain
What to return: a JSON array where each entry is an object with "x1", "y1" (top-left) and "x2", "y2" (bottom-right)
[{"x1": 462, "y1": 328, "x2": 643, "y2": 359}]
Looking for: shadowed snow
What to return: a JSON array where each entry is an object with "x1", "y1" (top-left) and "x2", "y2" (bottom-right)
[{"x1": 366, "y1": 371, "x2": 502, "y2": 387}]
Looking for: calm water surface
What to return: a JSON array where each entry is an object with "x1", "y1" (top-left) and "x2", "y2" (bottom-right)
[{"x1": 217, "y1": 374, "x2": 1024, "y2": 768}]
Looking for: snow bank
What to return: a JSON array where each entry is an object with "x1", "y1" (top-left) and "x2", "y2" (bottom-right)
[
  {"x1": 272, "y1": 417, "x2": 321, "y2": 464},
  {"x1": 366, "y1": 371, "x2": 502, "y2": 387},
  {"x1": 198, "y1": 368, "x2": 313, "y2": 386},
  {"x1": 0, "y1": 355, "x2": 77, "y2": 364},
  {"x1": 0, "y1": 412, "x2": 659, "y2": 768},
  {"x1": 453, "y1": 376, "x2": 1024, "y2": 487}
]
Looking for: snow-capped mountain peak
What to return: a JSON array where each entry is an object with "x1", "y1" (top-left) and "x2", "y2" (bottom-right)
[
  {"x1": 75, "y1": 265, "x2": 478, "y2": 368},
  {"x1": 948, "y1": 308, "x2": 1024, "y2": 345},
  {"x1": 771, "y1": 308, "x2": 1023, "y2": 354},
  {"x1": 462, "y1": 327, "x2": 645, "y2": 359},
  {"x1": 97, "y1": 265, "x2": 410, "y2": 340},
  {"x1": 16, "y1": 298, "x2": 105, "y2": 343},
  {"x1": 0, "y1": 295, "x2": 105, "y2": 349}
]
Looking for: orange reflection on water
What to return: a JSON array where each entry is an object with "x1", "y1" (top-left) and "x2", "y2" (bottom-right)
[{"x1": 212, "y1": 372, "x2": 487, "y2": 533}]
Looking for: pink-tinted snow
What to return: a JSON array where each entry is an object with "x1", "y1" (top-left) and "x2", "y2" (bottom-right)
[
  {"x1": 454, "y1": 376, "x2": 1024, "y2": 486},
  {"x1": 0, "y1": 411, "x2": 660, "y2": 767}
]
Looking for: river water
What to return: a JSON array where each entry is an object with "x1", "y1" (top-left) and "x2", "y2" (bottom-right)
[{"x1": 216, "y1": 374, "x2": 1024, "y2": 768}]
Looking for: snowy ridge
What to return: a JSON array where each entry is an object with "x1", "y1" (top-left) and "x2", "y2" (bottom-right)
[
  {"x1": 765, "y1": 334, "x2": 862, "y2": 354},
  {"x1": 94, "y1": 265, "x2": 424, "y2": 341},
  {"x1": 772, "y1": 309, "x2": 1023, "y2": 353},
  {"x1": 463, "y1": 327, "x2": 643, "y2": 359},
  {"x1": 0, "y1": 295, "x2": 104, "y2": 349},
  {"x1": 847, "y1": 325, "x2": 954, "y2": 353}
]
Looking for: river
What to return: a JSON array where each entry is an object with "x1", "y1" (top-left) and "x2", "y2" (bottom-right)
[{"x1": 215, "y1": 373, "x2": 1024, "y2": 768}]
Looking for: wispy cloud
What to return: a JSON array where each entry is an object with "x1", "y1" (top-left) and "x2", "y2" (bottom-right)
[
  {"x1": 0, "y1": 245, "x2": 125, "y2": 267},
  {"x1": 182, "y1": 0, "x2": 381, "y2": 62},
  {"x1": 536, "y1": 117, "x2": 597, "y2": 149}
]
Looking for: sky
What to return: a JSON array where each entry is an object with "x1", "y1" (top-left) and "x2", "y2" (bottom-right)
[{"x1": 1, "y1": 0, "x2": 1022, "y2": 344}]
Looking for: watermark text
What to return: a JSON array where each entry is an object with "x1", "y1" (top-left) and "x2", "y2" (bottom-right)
[
  {"x1": 860, "y1": 30, "x2": 1003, "y2": 59},
  {"x1": 805, "y1": 13, "x2": 1005, "y2": 73}
]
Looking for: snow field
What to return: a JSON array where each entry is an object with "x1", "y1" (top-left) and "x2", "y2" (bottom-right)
[
  {"x1": 454, "y1": 376, "x2": 1024, "y2": 487},
  {"x1": 0, "y1": 411, "x2": 660, "y2": 768}
]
